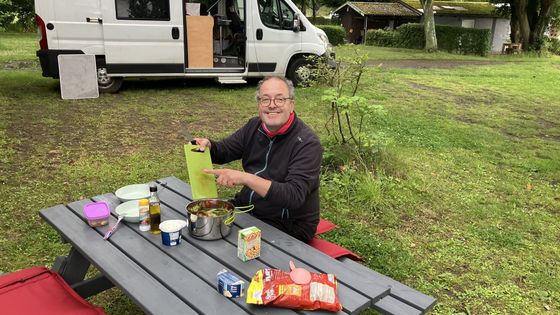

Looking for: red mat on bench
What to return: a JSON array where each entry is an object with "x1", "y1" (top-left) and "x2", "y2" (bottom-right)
[
  {"x1": 0, "y1": 266, "x2": 105, "y2": 315},
  {"x1": 315, "y1": 218, "x2": 338, "y2": 235},
  {"x1": 309, "y1": 238, "x2": 364, "y2": 261},
  {"x1": 312, "y1": 218, "x2": 363, "y2": 261}
]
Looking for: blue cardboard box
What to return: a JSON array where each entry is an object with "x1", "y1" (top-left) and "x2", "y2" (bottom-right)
[{"x1": 217, "y1": 269, "x2": 245, "y2": 298}]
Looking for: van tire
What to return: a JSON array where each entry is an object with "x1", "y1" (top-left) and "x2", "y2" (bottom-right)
[
  {"x1": 97, "y1": 66, "x2": 123, "y2": 93},
  {"x1": 287, "y1": 57, "x2": 311, "y2": 86}
]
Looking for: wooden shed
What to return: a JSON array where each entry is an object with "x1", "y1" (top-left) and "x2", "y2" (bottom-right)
[{"x1": 333, "y1": 1, "x2": 422, "y2": 44}]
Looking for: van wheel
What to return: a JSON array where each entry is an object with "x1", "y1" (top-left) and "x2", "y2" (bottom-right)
[
  {"x1": 97, "y1": 67, "x2": 123, "y2": 93},
  {"x1": 287, "y1": 57, "x2": 312, "y2": 86}
]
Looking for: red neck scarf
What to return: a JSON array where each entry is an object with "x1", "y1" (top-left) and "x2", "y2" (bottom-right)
[{"x1": 261, "y1": 112, "x2": 295, "y2": 138}]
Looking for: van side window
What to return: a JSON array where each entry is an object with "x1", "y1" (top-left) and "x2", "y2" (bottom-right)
[
  {"x1": 116, "y1": 0, "x2": 171, "y2": 20},
  {"x1": 258, "y1": 0, "x2": 294, "y2": 30}
]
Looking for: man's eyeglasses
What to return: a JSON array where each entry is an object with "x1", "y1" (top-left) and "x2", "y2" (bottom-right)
[{"x1": 257, "y1": 96, "x2": 293, "y2": 107}]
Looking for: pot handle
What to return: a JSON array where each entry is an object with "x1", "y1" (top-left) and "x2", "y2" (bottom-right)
[{"x1": 224, "y1": 204, "x2": 254, "y2": 225}]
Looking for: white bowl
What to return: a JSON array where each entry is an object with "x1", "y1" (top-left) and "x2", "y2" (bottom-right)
[
  {"x1": 115, "y1": 184, "x2": 150, "y2": 202},
  {"x1": 115, "y1": 200, "x2": 141, "y2": 223}
]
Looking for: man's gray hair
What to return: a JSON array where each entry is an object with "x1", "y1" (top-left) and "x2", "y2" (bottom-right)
[{"x1": 255, "y1": 76, "x2": 295, "y2": 101}]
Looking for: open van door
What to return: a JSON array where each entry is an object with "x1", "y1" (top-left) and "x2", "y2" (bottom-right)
[
  {"x1": 101, "y1": 0, "x2": 184, "y2": 74},
  {"x1": 250, "y1": 0, "x2": 301, "y2": 75}
]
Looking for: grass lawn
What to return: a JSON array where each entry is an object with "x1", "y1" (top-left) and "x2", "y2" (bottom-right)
[{"x1": 1, "y1": 33, "x2": 559, "y2": 314}]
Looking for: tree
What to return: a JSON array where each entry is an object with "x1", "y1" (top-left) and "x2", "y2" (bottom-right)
[
  {"x1": 0, "y1": 0, "x2": 34, "y2": 31},
  {"x1": 318, "y1": 0, "x2": 346, "y2": 9},
  {"x1": 491, "y1": 0, "x2": 560, "y2": 51},
  {"x1": 421, "y1": 0, "x2": 438, "y2": 52}
]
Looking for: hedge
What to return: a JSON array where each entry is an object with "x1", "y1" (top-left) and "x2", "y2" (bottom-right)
[
  {"x1": 366, "y1": 23, "x2": 491, "y2": 56},
  {"x1": 365, "y1": 29, "x2": 397, "y2": 47},
  {"x1": 310, "y1": 17, "x2": 337, "y2": 25},
  {"x1": 317, "y1": 25, "x2": 346, "y2": 46}
]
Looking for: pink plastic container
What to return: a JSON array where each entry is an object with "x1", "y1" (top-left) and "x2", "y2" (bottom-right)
[{"x1": 83, "y1": 202, "x2": 110, "y2": 227}]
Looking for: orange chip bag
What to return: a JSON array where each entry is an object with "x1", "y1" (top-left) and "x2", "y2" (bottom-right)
[{"x1": 246, "y1": 268, "x2": 342, "y2": 312}]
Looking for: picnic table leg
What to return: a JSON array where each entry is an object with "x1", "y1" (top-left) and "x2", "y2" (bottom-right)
[
  {"x1": 53, "y1": 247, "x2": 90, "y2": 284},
  {"x1": 52, "y1": 247, "x2": 115, "y2": 298},
  {"x1": 71, "y1": 275, "x2": 115, "y2": 298}
]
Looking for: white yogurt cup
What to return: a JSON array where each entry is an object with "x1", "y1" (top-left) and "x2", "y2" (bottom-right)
[{"x1": 159, "y1": 220, "x2": 187, "y2": 246}]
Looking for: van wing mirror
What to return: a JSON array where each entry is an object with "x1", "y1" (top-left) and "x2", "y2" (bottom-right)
[{"x1": 292, "y1": 15, "x2": 301, "y2": 32}]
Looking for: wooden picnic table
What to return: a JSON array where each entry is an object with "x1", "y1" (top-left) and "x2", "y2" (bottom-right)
[{"x1": 40, "y1": 176, "x2": 435, "y2": 314}]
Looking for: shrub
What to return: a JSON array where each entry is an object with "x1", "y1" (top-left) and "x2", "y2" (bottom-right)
[
  {"x1": 311, "y1": 17, "x2": 336, "y2": 25},
  {"x1": 307, "y1": 47, "x2": 388, "y2": 173},
  {"x1": 394, "y1": 24, "x2": 424, "y2": 49},
  {"x1": 366, "y1": 23, "x2": 492, "y2": 56},
  {"x1": 317, "y1": 25, "x2": 346, "y2": 46},
  {"x1": 545, "y1": 37, "x2": 560, "y2": 55},
  {"x1": 365, "y1": 29, "x2": 397, "y2": 47}
]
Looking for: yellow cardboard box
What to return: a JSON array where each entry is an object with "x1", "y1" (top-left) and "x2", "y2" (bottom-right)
[{"x1": 237, "y1": 226, "x2": 261, "y2": 262}]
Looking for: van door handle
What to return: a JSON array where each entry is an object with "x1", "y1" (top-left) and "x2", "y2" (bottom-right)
[
  {"x1": 256, "y1": 29, "x2": 263, "y2": 40},
  {"x1": 86, "y1": 17, "x2": 102, "y2": 24},
  {"x1": 172, "y1": 27, "x2": 180, "y2": 39}
]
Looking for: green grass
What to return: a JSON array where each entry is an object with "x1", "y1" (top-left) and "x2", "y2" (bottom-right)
[
  {"x1": 0, "y1": 32, "x2": 38, "y2": 63},
  {"x1": 0, "y1": 32, "x2": 559, "y2": 314},
  {"x1": 338, "y1": 44, "x2": 557, "y2": 61}
]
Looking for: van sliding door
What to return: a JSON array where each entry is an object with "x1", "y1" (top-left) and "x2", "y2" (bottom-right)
[{"x1": 101, "y1": 0, "x2": 184, "y2": 74}]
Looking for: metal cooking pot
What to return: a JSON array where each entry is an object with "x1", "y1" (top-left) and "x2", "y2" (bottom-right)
[{"x1": 185, "y1": 198, "x2": 253, "y2": 240}]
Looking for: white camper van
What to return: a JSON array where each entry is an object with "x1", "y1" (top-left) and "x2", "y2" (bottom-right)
[{"x1": 35, "y1": 0, "x2": 334, "y2": 92}]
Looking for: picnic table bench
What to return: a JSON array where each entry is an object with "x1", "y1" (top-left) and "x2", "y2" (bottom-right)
[
  {"x1": 502, "y1": 42, "x2": 522, "y2": 54},
  {"x1": 40, "y1": 176, "x2": 435, "y2": 314}
]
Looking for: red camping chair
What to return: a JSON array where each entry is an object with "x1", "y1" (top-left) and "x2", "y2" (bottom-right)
[{"x1": 0, "y1": 266, "x2": 105, "y2": 315}]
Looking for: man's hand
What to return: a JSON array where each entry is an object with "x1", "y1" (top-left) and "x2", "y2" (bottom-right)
[
  {"x1": 193, "y1": 138, "x2": 211, "y2": 151},
  {"x1": 204, "y1": 168, "x2": 272, "y2": 198},
  {"x1": 204, "y1": 168, "x2": 245, "y2": 187}
]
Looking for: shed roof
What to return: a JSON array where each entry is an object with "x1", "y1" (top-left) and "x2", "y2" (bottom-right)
[
  {"x1": 333, "y1": 2, "x2": 422, "y2": 17},
  {"x1": 401, "y1": 0, "x2": 501, "y2": 17}
]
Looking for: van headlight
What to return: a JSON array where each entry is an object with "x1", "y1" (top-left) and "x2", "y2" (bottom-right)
[{"x1": 319, "y1": 33, "x2": 329, "y2": 47}]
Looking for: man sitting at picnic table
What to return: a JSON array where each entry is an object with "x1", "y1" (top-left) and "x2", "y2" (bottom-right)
[{"x1": 194, "y1": 76, "x2": 323, "y2": 242}]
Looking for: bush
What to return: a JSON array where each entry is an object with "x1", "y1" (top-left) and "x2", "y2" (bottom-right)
[
  {"x1": 311, "y1": 17, "x2": 337, "y2": 25},
  {"x1": 365, "y1": 29, "x2": 397, "y2": 47},
  {"x1": 545, "y1": 37, "x2": 560, "y2": 55},
  {"x1": 317, "y1": 25, "x2": 346, "y2": 46},
  {"x1": 394, "y1": 24, "x2": 424, "y2": 49},
  {"x1": 365, "y1": 23, "x2": 492, "y2": 56}
]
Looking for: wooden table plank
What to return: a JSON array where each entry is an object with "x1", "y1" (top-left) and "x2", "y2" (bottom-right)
[
  {"x1": 375, "y1": 296, "x2": 423, "y2": 315},
  {"x1": 64, "y1": 198, "x2": 249, "y2": 315},
  {"x1": 40, "y1": 205, "x2": 196, "y2": 315}
]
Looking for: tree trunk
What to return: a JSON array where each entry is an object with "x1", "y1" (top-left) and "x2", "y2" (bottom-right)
[
  {"x1": 300, "y1": 0, "x2": 306, "y2": 16},
  {"x1": 422, "y1": 0, "x2": 438, "y2": 52},
  {"x1": 510, "y1": 1, "x2": 520, "y2": 43},
  {"x1": 510, "y1": 0, "x2": 557, "y2": 51},
  {"x1": 312, "y1": 0, "x2": 316, "y2": 23},
  {"x1": 529, "y1": 0, "x2": 555, "y2": 49},
  {"x1": 513, "y1": 0, "x2": 531, "y2": 49}
]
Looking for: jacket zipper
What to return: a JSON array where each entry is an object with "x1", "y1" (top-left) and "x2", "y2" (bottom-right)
[{"x1": 249, "y1": 133, "x2": 274, "y2": 204}]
